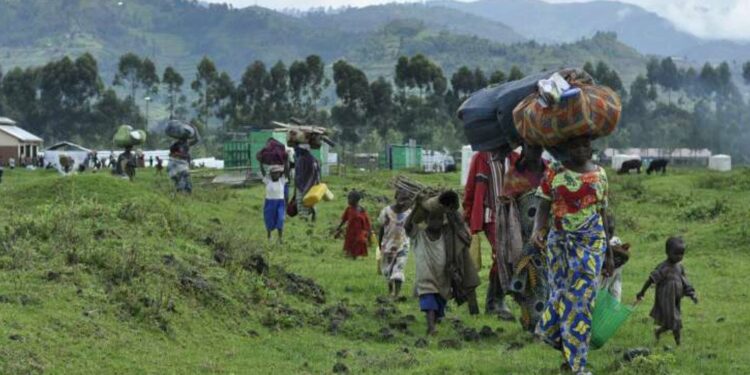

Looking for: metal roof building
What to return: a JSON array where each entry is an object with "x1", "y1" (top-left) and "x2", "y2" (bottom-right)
[{"x1": 0, "y1": 117, "x2": 44, "y2": 166}]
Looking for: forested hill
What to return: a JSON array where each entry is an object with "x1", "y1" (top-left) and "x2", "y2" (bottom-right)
[{"x1": 0, "y1": 0, "x2": 645, "y2": 81}]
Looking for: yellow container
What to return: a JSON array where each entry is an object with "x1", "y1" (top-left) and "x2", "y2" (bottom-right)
[
  {"x1": 323, "y1": 187, "x2": 335, "y2": 202},
  {"x1": 303, "y1": 183, "x2": 328, "y2": 208}
]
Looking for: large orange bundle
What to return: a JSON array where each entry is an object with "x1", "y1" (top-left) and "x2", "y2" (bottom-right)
[{"x1": 513, "y1": 84, "x2": 621, "y2": 147}]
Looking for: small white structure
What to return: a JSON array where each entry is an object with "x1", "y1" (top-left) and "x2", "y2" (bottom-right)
[
  {"x1": 193, "y1": 157, "x2": 224, "y2": 169},
  {"x1": 422, "y1": 149, "x2": 454, "y2": 173},
  {"x1": 45, "y1": 142, "x2": 92, "y2": 174},
  {"x1": 708, "y1": 154, "x2": 732, "y2": 172},
  {"x1": 612, "y1": 154, "x2": 641, "y2": 171},
  {"x1": 461, "y1": 145, "x2": 476, "y2": 186}
]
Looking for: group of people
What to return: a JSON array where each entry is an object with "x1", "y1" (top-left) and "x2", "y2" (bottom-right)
[
  {"x1": 110, "y1": 120, "x2": 197, "y2": 194},
  {"x1": 260, "y1": 142, "x2": 322, "y2": 243},
  {"x1": 329, "y1": 135, "x2": 698, "y2": 375}
]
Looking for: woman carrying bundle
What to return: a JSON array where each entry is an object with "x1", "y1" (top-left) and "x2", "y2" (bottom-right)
[
  {"x1": 167, "y1": 120, "x2": 200, "y2": 194},
  {"x1": 531, "y1": 136, "x2": 614, "y2": 374}
]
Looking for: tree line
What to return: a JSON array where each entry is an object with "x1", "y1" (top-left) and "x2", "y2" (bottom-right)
[{"x1": 0, "y1": 52, "x2": 748, "y2": 160}]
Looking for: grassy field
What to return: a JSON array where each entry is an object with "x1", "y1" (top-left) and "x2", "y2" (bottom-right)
[{"x1": 0, "y1": 166, "x2": 748, "y2": 374}]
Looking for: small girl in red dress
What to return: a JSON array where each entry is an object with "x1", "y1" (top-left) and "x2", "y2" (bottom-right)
[{"x1": 335, "y1": 191, "x2": 372, "y2": 259}]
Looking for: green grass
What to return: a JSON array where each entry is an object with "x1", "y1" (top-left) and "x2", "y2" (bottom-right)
[{"x1": 0, "y1": 167, "x2": 748, "y2": 374}]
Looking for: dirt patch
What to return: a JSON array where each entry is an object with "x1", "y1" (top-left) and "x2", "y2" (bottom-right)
[
  {"x1": 283, "y1": 272, "x2": 326, "y2": 304},
  {"x1": 438, "y1": 339, "x2": 462, "y2": 350}
]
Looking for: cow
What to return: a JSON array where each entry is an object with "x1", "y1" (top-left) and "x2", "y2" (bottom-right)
[
  {"x1": 618, "y1": 159, "x2": 642, "y2": 174},
  {"x1": 647, "y1": 158, "x2": 669, "y2": 175}
]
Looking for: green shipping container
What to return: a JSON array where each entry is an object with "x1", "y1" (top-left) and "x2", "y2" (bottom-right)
[
  {"x1": 383, "y1": 144, "x2": 422, "y2": 170},
  {"x1": 223, "y1": 140, "x2": 251, "y2": 168},
  {"x1": 310, "y1": 144, "x2": 330, "y2": 177}
]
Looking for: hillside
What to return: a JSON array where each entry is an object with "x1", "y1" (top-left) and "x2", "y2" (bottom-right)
[
  {"x1": 0, "y1": 0, "x2": 644, "y2": 83},
  {"x1": 433, "y1": 0, "x2": 750, "y2": 63},
  {"x1": 1, "y1": 167, "x2": 749, "y2": 373},
  {"x1": 301, "y1": 3, "x2": 525, "y2": 45}
]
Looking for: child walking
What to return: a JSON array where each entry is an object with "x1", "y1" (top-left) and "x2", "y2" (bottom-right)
[
  {"x1": 335, "y1": 191, "x2": 372, "y2": 259},
  {"x1": 262, "y1": 165, "x2": 288, "y2": 243},
  {"x1": 636, "y1": 236, "x2": 698, "y2": 346},
  {"x1": 377, "y1": 189, "x2": 413, "y2": 298},
  {"x1": 407, "y1": 209, "x2": 451, "y2": 336},
  {"x1": 406, "y1": 192, "x2": 480, "y2": 335}
]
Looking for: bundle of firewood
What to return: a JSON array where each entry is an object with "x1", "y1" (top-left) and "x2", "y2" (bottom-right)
[{"x1": 272, "y1": 120, "x2": 335, "y2": 149}]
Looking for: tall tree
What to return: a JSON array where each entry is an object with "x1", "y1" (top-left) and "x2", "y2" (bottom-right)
[
  {"x1": 508, "y1": 66, "x2": 524, "y2": 81},
  {"x1": 237, "y1": 61, "x2": 268, "y2": 125},
  {"x1": 162, "y1": 66, "x2": 184, "y2": 119},
  {"x1": 489, "y1": 69, "x2": 506, "y2": 85},
  {"x1": 139, "y1": 58, "x2": 160, "y2": 97},
  {"x1": 743, "y1": 62, "x2": 750, "y2": 85},
  {"x1": 266, "y1": 61, "x2": 290, "y2": 120},
  {"x1": 332, "y1": 60, "x2": 371, "y2": 143},
  {"x1": 368, "y1": 77, "x2": 394, "y2": 137},
  {"x1": 451, "y1": 66, "x2": 474, "y2": 99},
  {"x1": 191, "y1": 57, "x2": 219, "y2": 128},
  {"x1": 113, "y1": 53, "x2": 143, "y2": 100}
]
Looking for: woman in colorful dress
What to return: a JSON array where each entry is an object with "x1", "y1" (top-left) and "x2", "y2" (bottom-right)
[
  {"x1": 532, "y1": 136, "x2": 614, "y2": 374},
  {"x1": 377, "y1": 189, "x2": 413, "y2": 298}
]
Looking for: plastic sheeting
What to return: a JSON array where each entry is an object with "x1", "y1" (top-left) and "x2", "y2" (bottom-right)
[{"x1": 461, "y1": 145, "x2": 476, "y2": 186}]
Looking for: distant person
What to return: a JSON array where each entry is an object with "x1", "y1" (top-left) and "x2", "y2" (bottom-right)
[
  {"x1": 0, "y1": 157, "x2": 4, "y2": 184},
  {"x1": 149, "y1": 156, "x2": 154, "y2": 168},
  {"x1": 109, "y1": 153, "x2": 117, "y2": 173},
  {"x1": 293, "y1": 144, "x2": 321, "y2": 222},
  {"x1": 335, "y1": 191, "x2": 372, "y2": 259},
  {"x1": 168, "y1": 122, "x2": 200, "y2": 193},
  {"x1": 155, "y1": 156, "x2": 164, "y2": 175},
  {"x1": 117, "y1": 146, "x2": 137, "y2": 181},
  {"x1": 262, "y1": 165, "x2": 288, "y2": 243},
  {"x1": 9, "y1": 157, "x2": 15, "y2": 170}
]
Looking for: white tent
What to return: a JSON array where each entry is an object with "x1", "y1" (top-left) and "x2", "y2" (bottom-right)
[
  {"x1": 708, "y1": 155, "x2": 731, "y2": 172},
  {"x1": 44, "y1": 142, "x2": 92, "y2": 174}
]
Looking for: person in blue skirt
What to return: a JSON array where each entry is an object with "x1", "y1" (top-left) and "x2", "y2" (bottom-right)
[{"x1": 262, "y1": 165, "x2": 288, "y2": 243}]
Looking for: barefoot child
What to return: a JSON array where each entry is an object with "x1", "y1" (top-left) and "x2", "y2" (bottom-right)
[
  {"x1": 636, "y1": 236, "x2": 698, "y2": 346},
  {"x1": 406, "y1": 192, "x2": 480, "y2": 335},
  {"x1": 377, "y1": 189, "x2": 413, "y2": 298},
  {"x1": 262, "y1": 165, "x2": 288, "y2": 242},
  {"x1": 407, "y1": 209, "x2": 451, "y2": 336},
  {"x1": 335, "y1": 191, "x2": 372, "y2": 259}
]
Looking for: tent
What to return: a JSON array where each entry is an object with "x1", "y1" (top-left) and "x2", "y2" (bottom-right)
[{"x1": 44, "y1": 142, "x2": 92, "y2": 174}]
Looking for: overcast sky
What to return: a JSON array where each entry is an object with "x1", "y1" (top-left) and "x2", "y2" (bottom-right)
[{"x1": 205, "y1": 0, "x2": 750, "y2": 41}]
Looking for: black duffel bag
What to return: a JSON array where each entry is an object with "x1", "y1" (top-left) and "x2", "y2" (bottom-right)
[
  {"x1": 458, "y1": 68, "x2": 592, "y2": 152},
  {"x1": 457, "y1": 71, "x2": 549, "y2": 151}
]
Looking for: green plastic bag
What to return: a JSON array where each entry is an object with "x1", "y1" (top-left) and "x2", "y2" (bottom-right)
[
  {"x1": 114, "y1": 125, "x2": 146, "y2": 148},
  {"x1": 591, "y1": 290, "x2": 635, "y2": 350}
]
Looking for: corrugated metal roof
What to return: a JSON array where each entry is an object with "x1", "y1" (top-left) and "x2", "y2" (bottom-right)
[
  {"x1": 46, "y1": 141, "x2": 90, "y2": 152},
  {"x1": 0, "y1": 117, "x2": 17, "y2": 125},
  {"x1": 0, "y1": 125, "x2": 43, "y2": 142}
]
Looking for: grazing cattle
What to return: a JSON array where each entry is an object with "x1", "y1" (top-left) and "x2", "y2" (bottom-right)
[
  {"x1": 647, "y1": 159, "x2": 669, "y2": 175},
  {"x1": 618, "y1": 159, "x2": 642, "y2": 174}
]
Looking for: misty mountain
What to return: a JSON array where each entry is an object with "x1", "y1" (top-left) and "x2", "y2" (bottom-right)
[
  {"x1": 430, "y1": 0, "x2": 750, "y2": 63},
  {"x1": 0, "y1": 0, "x2": 645, "y2": 82}
]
